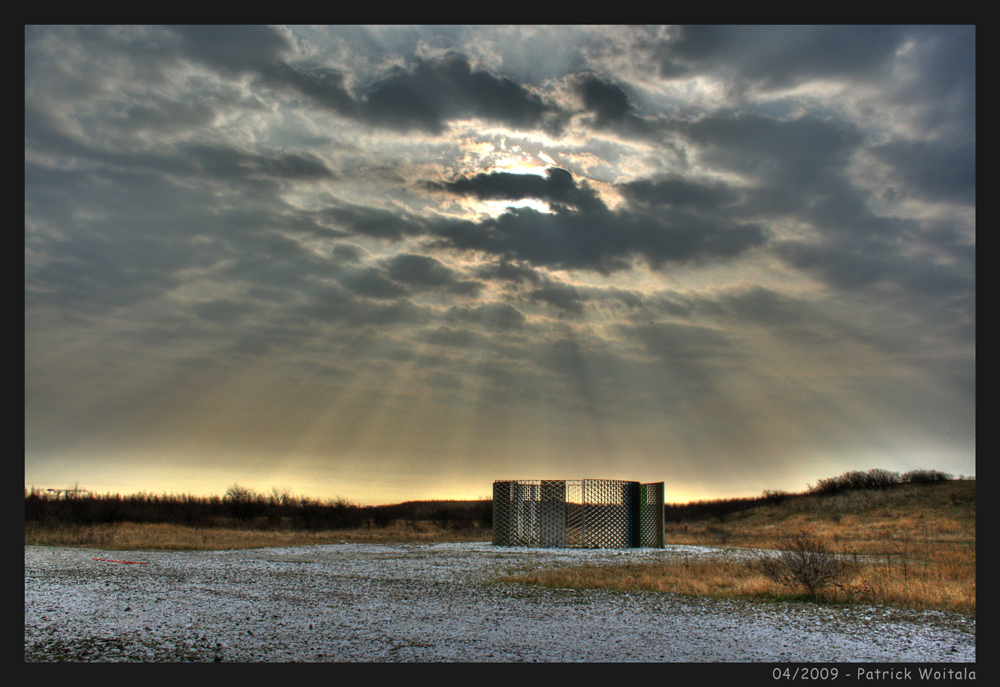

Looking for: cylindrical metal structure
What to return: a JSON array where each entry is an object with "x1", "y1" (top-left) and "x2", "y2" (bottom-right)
[{"x1": 493, "y1": 479, "x2": 665, "y2": 548}]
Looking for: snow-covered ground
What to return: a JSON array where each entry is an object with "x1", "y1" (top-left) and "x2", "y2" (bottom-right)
[{"x1": 25, "y1": 542, "x2": 975, "y2": 662}]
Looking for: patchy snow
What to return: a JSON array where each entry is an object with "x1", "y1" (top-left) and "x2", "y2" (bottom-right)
[{"x1": 25, "y1": 542, "x2": 975, "y2": 662}]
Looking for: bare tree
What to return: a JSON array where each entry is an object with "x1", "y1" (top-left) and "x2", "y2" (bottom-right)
[
  {"x1": 225, "y1": 484, "x2": 259, "y2": 525},
  {"x1": 756, "y1": 531, "x2": 856, "y2": 597},
  {"x1": 269, "y1": 486, "x2": 294, "y2": 507}
]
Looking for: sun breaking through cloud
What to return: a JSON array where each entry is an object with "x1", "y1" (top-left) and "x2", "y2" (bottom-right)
[{"x1": 25, "y1": 25, "x2": 974, "y2": 504}]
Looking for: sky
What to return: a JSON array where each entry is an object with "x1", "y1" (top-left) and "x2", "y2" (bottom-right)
[{"x1": 25, "y1": 26, "x2": 975, "y2": 505}]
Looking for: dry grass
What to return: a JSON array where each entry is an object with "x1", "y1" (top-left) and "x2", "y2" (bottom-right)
[
  {"x1": 23, "y1": 521, "x2": 489, "y2": 551},
  {"x1": 503, "y1": 558, "x2": 776, "y2": 599},
  {"x1": 503, "y1": 545, "x2": 974, "y2": 614},
  {"x1": 503, "y1": 480, "x2": 975, "y2": 615}
]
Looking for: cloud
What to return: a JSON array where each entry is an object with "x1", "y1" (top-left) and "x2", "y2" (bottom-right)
[
  {"x1": 679, "y1": 111, "x2": 863, "y2": 187},
  {"x1": 620, "y1": 174, "x2": 739, "y2": 211},
  {"x1": 357, "y1": 53, "x2": 561, "y2": 134},
  {"x1": 423, "y1": 166, "x2": 767, "y2": 272},
  {"x1": 870, "y1": 139, "x2": 975, "y2": 204},
  {"x1": 432, "y1": 202, "x2": 767, "y2": 273},
  {"x1": 527, "y1": 281, "x2": 586, "y2": 316},
  {"x1": 657, "y1": 25, "x2": 905, "y2": 90},
  {"x1": 383, "y1": 253, "x2": 481, "y2": 297},
  {"x1": 299, "y1": 285, "x2": 431, "y2": 328},
  {"x1": 317, "y1": 202, "x2": 426, "y2": 241},
  {"x1": 24, "y1": 26, "x2": 976, "y2": 502},
  {"x1": 336, "y1": 267, "x2": 409, "y2": 300},
  {"x1": 575, "y1": 73, "x2": 635, "y2": 124},
  {"x1": 171, "y1": 26, "x2": 564, "y2": 135},
  {"x1": 180, "y1": 143, "x2": 335, "y2": 181},
  {"x1": 171, "y1": 25, "x2": 294, "y2": 75},
  {"x1": 446, "y1": 302, "x2": 527, "y2": 329},
  {"x1": 427, "y1": 166, "x2": 606, "y2": 213}
]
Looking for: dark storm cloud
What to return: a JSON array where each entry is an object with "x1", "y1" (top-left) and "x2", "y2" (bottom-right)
[
  {"x1": 358, "y1": 53, "x2": 561, "y2": 134},
  {"x1": 181, "y1": 143, "x2": 335, "y2": 181},
  {"x1": 383, "y1": 253, "x2": 481, "y2": 297},
  {"x1": 428, "y1": 166, "x2": 606, "y2": 213},
  {"x1": 575, "y1": 73, "x2": 634, "y2": 124},
  {"x1": 570, "y1": 73, "x2": 657, "y2": 137},
  {"x1": 423, "y1": 166, "x2": 767, "y2": 272},
  {"x1": 432, "y1": 203, "x2": 767, "y2": 273},
  {"x1": 620, "y1": 174, "x2": 740, "y2": 211},
  {"x1": 276, "y1": 64, "x2": 359, "y2": 116},
  {"x1": 175, "y1": 25, "x2": 357, "y2": 117},
  {"x1": 27, "y1": 151, "x2": 341, "y2": 322},
  {"x1": 171, "y1": 27, "x2": 563, "y2": 135},
  {"x1": 171, "y1": 25, "x2": 294, "y2": 75}
]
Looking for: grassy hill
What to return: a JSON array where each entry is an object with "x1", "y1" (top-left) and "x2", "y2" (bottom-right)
[
  {"x1": 505, "y1": 479, "x2": 975, "y2": 614},
  {"x1": 663, "y1": 478, "x2": 975, "y2": 551}
]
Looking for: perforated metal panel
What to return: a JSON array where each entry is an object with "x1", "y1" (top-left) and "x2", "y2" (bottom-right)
[
  {"x1": 493, "y1": 479, "x2": 664, "y2": 548},
  {"x1": 638, "y1": 481, "x2": 665, "y2": 548}
]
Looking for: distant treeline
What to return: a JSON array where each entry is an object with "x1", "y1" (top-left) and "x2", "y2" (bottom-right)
[
  {"x1": 25, "y1": 468, "x2": 963, "y2": 530},
  {"x1": 664, "y1": 468, "x2": 959, "y2": 523},
  {"x1": 24, "y1": 485, "x2": 492, "y2": 531}
]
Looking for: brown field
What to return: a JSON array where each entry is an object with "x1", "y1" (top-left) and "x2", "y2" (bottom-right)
[{"x1": 23, "y1": 520, "x2": 488, "y2": 551}]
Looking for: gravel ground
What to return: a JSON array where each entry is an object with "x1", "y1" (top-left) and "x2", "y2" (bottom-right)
[{"x1": 24, "y1": 542, "x2": 975, "y2": 662}]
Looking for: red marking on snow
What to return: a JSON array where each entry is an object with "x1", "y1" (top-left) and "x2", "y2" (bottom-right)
[{"x1": 93, "y1": 558, "x2": 148, "y2": 565}]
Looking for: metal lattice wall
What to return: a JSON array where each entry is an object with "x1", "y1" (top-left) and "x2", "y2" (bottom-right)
[{"x1": 493, "y1": 479, "x2": 664, "y2": 548}]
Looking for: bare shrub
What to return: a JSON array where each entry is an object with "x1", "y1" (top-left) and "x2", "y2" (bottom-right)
[
  {"x1": 809, "y1": 468, "x2": 901, "y2": 495},
  {"x1": 902, "y1": 469, "x2": 953, "y2": 484},
  {"x1": 755, "y1": 531, "x2": 856, "y2": 596}
]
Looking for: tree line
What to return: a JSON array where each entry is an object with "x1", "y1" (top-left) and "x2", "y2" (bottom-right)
[
  {"x1": 25, "y1": 468, "x2": 961, "y2": 529},
  {"x1": 24, "y1": 484, "x2": 492, "y2": 531}
]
